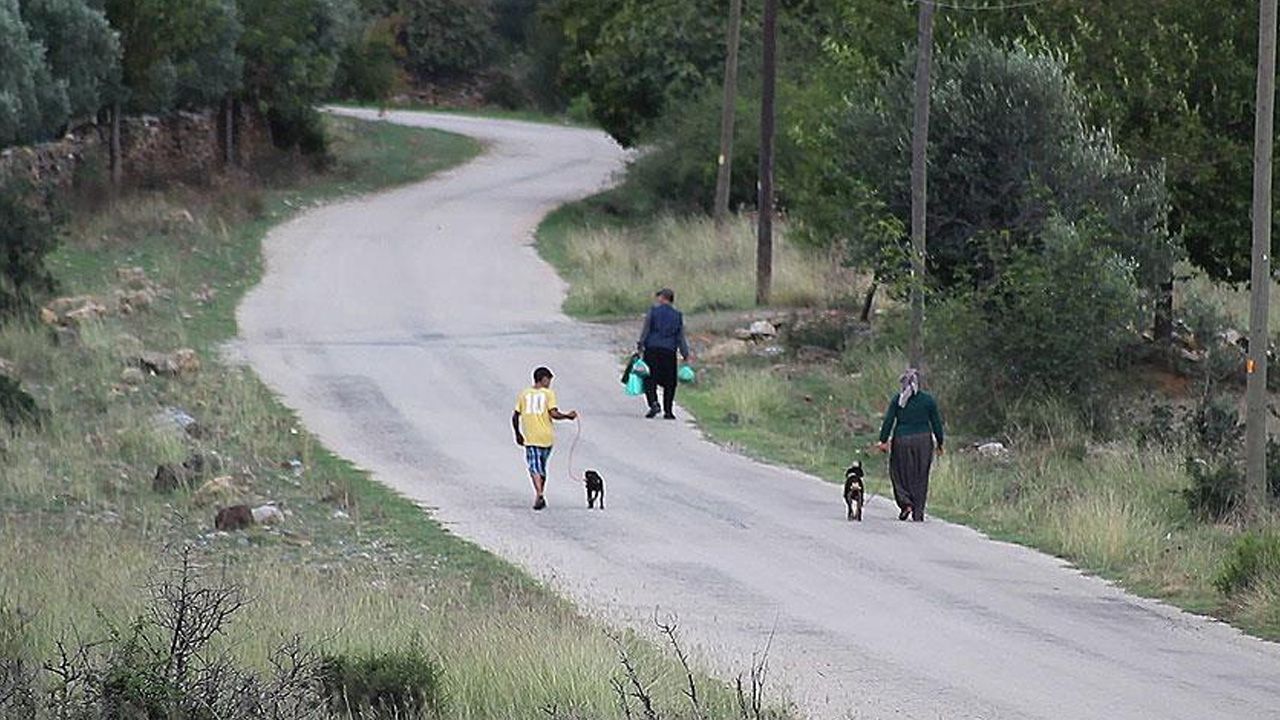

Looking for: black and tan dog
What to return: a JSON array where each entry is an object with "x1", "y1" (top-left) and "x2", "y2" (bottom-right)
[
  {"x1": 584, "y1": 470, "x2": 605, "y2": 509},
  {"x1": 843, "y1": 462, "x2": 865, "y2": 521}
]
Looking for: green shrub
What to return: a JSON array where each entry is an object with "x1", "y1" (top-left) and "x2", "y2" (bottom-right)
[
  {"x1": 318, "y1": 647, "x2": 444, "y2": 718},
  {"x1": 335, "y1": 16, "x2": 404, "y2": 103},
  {"x1": 930, "y1": 218, "x2": 1142, "y2": 430},
  {"x1": 266, "y1": 104, "x2": 328, "y2": 156},
  {"x1": 1216, "y1": 532, "x2": 1280, "y2": 597},
  {"x1": 401, "y1": 0, "x2": 497, "y2": 80},
  {"x1": 621, "y1": 84, "x2": 761, "y2": 215},
  {"x1": 0, "y1": 181, "x2": 59, "y2": 316},
  {"x1": 0, "y1": 376, "x2": 41, "y2": 428}
]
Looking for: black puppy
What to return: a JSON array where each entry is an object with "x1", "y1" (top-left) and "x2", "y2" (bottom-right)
[
  {"x1": 585, "y1": 470, "x2": 605, "y2": 509},
  {"x1": 843, "y1": 462, "x2": 865, "y2": 521}
]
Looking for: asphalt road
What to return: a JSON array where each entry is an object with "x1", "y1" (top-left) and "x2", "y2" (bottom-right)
[{"x1": 238, "y1": 108, "x2": 1280, "y2": 720}]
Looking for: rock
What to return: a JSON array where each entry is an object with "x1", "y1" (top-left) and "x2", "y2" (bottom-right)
[
  {"x1": 39, "y1": 307, "x2": 58, "y2": 325},
  {"x1": 215, "y1": 504, "x2": 254, "y2": 531},
  {"x1": 114, "y1": 334, "x2": 144, "y2": 359},
  {"x1": 194, "y1": 475, "x2": 244, "y2": 505},
  {"x1": 137, "y1": 348, "x2": 200, "y2": 377},
  {"x1": 1221, "y1": 328, "x2": 1248, "y2": 350},
  {"x1": 154, "y1": 406, "x2": 202, "y2": 437},
  {"x1": 252, "y1": 504, "x2": 284, "y2": 525},
  {"x1": 152, "y1": 464, "x2": 185, "y2": 492},
  {"x1": 976, "y1": 441, "x2": 1009, "y2": 458},
  {"x1": 170, "y1": 348, "x2": 200, "y2": 375},
  {"x1": 191, "y1": 284, "x2": 218, "y2": 304},
  {"x1": 151, "y1": 453, "x2": 210, "y2": 492},
  {"x1": 733, "y1": 328, "x2": 754, "y2": 341},
  {"x1": 757, "y1": 345, "x2": 785, "y2": 358},
  {"x1": 120, "y1": 367, "x2": 146, "y2": 386},
  {"x1": 115, "y1": 266, "x2": 150, "y2": 289},
  {"x1": 62, "y1": 298, "x2": 110, "y2": 325},
  {"x1": 0, "y1": 358, "x2": 16, "y2": 379},
  {"x1": 748, "y1": 320, "x2": 777, "y2": 339},
  {"x1": 114, "y1": 288, "x2": 156, "y2": 314},
  {"x1": 331, "y1": 509, "x2": 350, "y2": 520},
  {"x1": 700, "y1": 338, "x2": 750, "y2": 364}
]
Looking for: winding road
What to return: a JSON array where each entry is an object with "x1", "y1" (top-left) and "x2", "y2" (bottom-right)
[{"x1": 238, "y1": 109, "x2": 1280, "y2": 719}]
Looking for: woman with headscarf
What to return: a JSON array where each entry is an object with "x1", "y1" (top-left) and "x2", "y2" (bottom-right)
[{"x1": 876, "y1": 368, "x2": 945, "y2": 521}]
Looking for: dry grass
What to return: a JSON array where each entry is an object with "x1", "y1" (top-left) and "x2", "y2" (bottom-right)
[{"x1": 555, "y1": 215, "x2": 861, "y2": 317}]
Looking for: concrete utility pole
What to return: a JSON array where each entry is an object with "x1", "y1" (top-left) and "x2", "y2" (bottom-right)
[
  {"x1": 908, "y1": 0, "x2": 936, "y2": 369},
  {"x1": 714, "y1": 0, "x2": 743, "y2": 230},
  {"x1": 1245, "y1": 0, "x2": 1277, "y2": 516},
  {"x1": 756, "y1": 0, "x2": 777, "y2": 306}
]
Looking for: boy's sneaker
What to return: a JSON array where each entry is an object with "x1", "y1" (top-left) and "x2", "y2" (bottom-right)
[{"x1": 533, "y1": 496, "x2": 546, "y2": 510}]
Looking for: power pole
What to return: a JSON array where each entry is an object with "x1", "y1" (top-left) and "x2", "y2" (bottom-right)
[
  {"x1": 714, "y1": 0, "x2": 744, "y2": 231},
  {"x1": 756, "y1": 0, "x2": 778, "y2": 306},
  {"x1": 1245, "y1": 0, "x2": 1278, "y2": 517},
  {"x1": 908, "y1": 0, "x2": 936, "y2": 369}
]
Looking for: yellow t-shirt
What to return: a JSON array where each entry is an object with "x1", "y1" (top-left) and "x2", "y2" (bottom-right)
[{"x1": 515, "y1": 387, "x2": 557, "y2": 447}]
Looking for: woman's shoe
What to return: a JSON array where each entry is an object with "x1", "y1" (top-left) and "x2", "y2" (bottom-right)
[{"x1": 898, "y1": 506, "x2": 912, "y2": 521}]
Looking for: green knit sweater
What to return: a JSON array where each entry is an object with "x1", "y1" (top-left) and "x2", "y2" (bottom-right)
[{"x1": 878, "y1": 391, "x2": 945, "y2": 446}]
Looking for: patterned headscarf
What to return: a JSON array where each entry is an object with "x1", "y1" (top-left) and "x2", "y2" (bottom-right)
[{"x1": 898, "y1": 368, "x2": 920, "y2": 408}]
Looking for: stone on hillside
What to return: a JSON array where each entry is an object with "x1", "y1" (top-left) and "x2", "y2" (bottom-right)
[
  {"x1": 39, "y1": 307, "x2": 58, "y2": 325},
  {"x1": 114, "y1": 288, "x2": 156, "y2": 315},
  {"x1": 137, "y1": 348, "x2": 200, "y2": 377},
  {"x1": 115, "y1": 266, "x2": 150, "y2": 289},
  {"x1": 121, "y1": 367, "x2": 146, "y2": 386},
  {"x1": 252, "y1": 504, "x2": 284, "y2": 525},
  {"x1": 733, "y1": 327, "x2": 754, "y2": 341},
  {"x1": 976, "y1": 441, "x2": 1009, "y2": 458},
  {"x1": 215, "y1": 504, "x2": 254, "y2": 531},
  {"x1": 700, "y1": 339, "x2": 749, "y2": 364},
  {"x1": 0, "y1": 358, "x2": 16, "y2": 379},
  {"x1": 153, "y1": 406, "x2": 202, "y2": 438},
  {"x1": 194, "y1": 475, "x2": 244, "y2": 505},
  {"x1": 748, "y1": 320, "x2": 777, "y2": 339}
]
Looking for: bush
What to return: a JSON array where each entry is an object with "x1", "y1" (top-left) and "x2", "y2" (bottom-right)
[
  {"x1": 266, "y1": 104, "x2": 329, "y2": 156},
  {"x1": 930, "y1": 218, "x2": 1142, "y2": 430},
  {"x1": 621, "y1": 84, "x2": 761, "y2": 215},
  {"x1": 401, "y1": 0, "x2": 497, "y2": 81},
  {"x1": 335, "y1": 15, "x2": 404, "y2": 103},
  {"x1": 1216, "y1": 532, "x2": 1280, "y2": 597},
  {"x1": 318, "y1": 648, "x2": 444, "y2": 719},
  {"x1": 0, "y1": 182, "x2": 59, "y2": 316}
]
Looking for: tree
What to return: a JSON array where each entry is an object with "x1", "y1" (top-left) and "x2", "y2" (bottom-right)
[
  {"x1": 399, "y1": 0, "x2": 496, "y2": 81},
  {"x1": 790, "y1": 36, "x2": 1173, "y2": 308},
  {"x1": 973, "y1": 3, "x2": 1262, "y2": 283},
  {"x1": 0, "y1": 0, "x2": 68, "y2": 146},
  {"x1": 18, "y1": 0, "x2": 120, "y2": 123},
  {"x1": 237, "y1": 0, "x2": 358, "y2": 152}
]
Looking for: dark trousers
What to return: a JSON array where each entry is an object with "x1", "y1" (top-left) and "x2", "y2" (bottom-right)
[
  {"x1": 642, "y1": 347, "x2": 678, "y2": 414},
  {"x1": 889, "y1": 432, "x2": 935, "y2": 520}
]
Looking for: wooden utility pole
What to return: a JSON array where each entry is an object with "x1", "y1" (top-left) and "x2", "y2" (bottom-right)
[
  {"x1": 756, "y1": 0, "x2": 778, "y2": 306},
  {"x1": 1245, "y1": 0, "x2": 1277, "y2": 515},
  {"x1": 714, "y1": 0, "x2": 744, "y2": 230},
  {"x1": 908, "y1": 0, "x2": 936, "y2": 369}
]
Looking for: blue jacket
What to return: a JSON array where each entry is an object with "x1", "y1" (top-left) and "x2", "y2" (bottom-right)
[{"x1": 638, "y1": 303, "x2": 689, "y2": 357}]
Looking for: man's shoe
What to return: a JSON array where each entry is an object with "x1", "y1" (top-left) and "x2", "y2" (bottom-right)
[
  {"x1": 662, "y1": 413, "x2": 676, "y2": 420},
  {"x1": 645, "y1": 406, "x2": 661, "y2": 419},
  {"x1": 533, "y1": 496, "x2": 546, "y2": 510}
]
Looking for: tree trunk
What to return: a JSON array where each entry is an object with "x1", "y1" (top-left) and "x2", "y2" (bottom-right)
[
  {"x1": 860, "y1": 282, "x2": 878, "y2": 323},
  {"x1": 755, "y1": 0, "x2": 778, "y2": 307},
  {"x1": 908, "y1": 0, "x2": 936, "y2": 370},
  {"x1": 1153, "y1": 275, "x2": 1174, "y2": 343},
  {"x1": 109, "y1": 101, "x2": 123, "y2": 188},
  {"x1": 223, "y1": 95, "x2": 235, "y2": 167},
  {"x1": 713, "y1": 0, "x2": 743, "y2": 230},
  {"x1": 1245, "y1": 0, "x2": 1278, "y2": 517}
]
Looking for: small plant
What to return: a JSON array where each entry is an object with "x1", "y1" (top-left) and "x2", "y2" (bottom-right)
[
  {"x1": 0, "y1": 180, "x2": 60, "y2": 316},
  {"x1": 318, "y1": 647, "x2": 444, "y2": 719},
  {"x1": 1216, "y1": 532, "x2": 1280, "y2": 597}
]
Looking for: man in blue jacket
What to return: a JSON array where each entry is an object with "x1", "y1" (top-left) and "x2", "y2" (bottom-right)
[{"x1": 637, "y1": 288, "x2": 692, "y2": 419}]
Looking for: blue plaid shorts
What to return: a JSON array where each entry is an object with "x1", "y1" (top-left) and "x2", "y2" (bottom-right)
[{"x1": 525, "y1": 445, "x2": 552, "y2": 477}]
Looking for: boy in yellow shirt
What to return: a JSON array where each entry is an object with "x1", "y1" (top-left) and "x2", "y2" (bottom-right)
[{"x1": 512, "y1": 366, "x2": 578, "y2": 510}]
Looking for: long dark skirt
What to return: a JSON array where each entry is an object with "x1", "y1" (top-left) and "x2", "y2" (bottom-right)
[{"x1": 890, "y1": 432, "x2": 935, "y2": 520}]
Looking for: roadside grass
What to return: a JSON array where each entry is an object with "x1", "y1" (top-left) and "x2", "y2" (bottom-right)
[
  {"x1": 329, "y1": 100, "x2": 592, "y2": 128},
  {"x1": 536, "y1": 197, "x2": 1280, "y2": 641},
  {"x1": 537, "y1": 200, "x2": 861, "y2": 318},
  {"x1": 0, "y1": 117, "x2": 783, "y2": 718}
]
